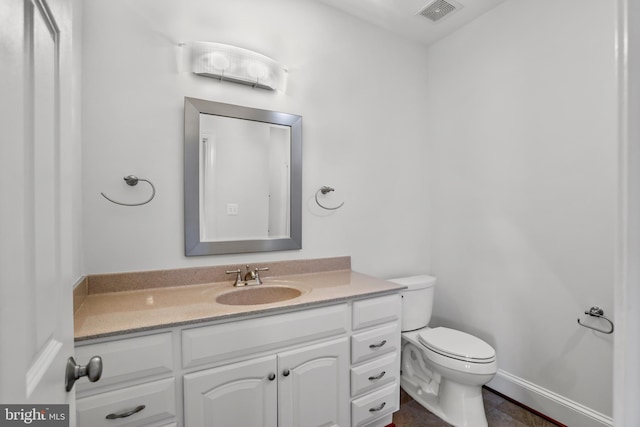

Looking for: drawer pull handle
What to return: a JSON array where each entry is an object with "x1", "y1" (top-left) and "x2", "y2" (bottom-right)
[
  {"x1": 106, "y1": 405, "x2": 146, "y2": 420},
  {"x1": 282, "y1": 369, "x2": 290, "y2": 377},
  {"x1": 369, "y1": 340, "x2": 387, "y2": 349},
  {"x1": 368, "y1": 371, "x2": 386, "y2": 381},
  {"x1": 268, "y1": 373, "x2": 276, "y2": 381},
  {"x1": 369, "y1": 402, "x2": 386, "y2": 412}
]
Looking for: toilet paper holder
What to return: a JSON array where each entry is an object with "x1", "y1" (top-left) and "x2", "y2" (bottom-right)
[{"x1": 577, "y1": 306, "x2": 614, "y2": 334}]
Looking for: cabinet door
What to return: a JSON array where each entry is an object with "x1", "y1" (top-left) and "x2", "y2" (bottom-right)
[
  {"x1": 184, "y1": 355, "x2": 277, "y2": 427},
  {"x1": 278, "y1": 337, "x2": 349, "y2": 427}
]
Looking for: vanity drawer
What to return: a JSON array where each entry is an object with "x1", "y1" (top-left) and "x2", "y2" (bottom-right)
[
  {"x1": 351, "y1": 322, "x2": 400, "y2": 364},
  {"x1": 182, "y1": 303, "x2": 348, "y2": 369},
  {"x1": 76, "y1": 378, "x2": 176, "y2": 427},
  {"x1": 351, "y1": 382, "x2": 399, "y2": 427},
  {"x1": 75, "y1": 333, "x2": 173, "y2": 393},
  {"x1": 352, "y1": 294, "x2": 401, "y2": 331},
  {"x1": 350, "y1": 352, "x2": 399, "y2": 397}
]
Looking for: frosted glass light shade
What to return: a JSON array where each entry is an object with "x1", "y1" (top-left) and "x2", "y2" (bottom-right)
[{"x1": 191, "y1": 42, "x2": 286, "y2": 91}]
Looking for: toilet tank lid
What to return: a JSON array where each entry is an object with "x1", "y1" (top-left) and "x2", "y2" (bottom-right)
[{"x1": 387, "y1": 274, "x2": 436, "y2": 290}]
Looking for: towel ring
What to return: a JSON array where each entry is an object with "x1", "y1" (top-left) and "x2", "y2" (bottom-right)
[
  {"x1": 577, "y1": 306, "x2": 614, "y2": 334},
  {"x1": 315, "y1": 186, "x2": 344, "y2": 210},
  {"x1": 101, "y1": 175, "x2": 156, "y2": 206}
]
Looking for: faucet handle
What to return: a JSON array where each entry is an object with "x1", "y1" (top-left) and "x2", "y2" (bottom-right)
[
  {"x1": 225, "y1": 269, "x2": 243, "y2": 286},
  {"x1": 254, "y1": 267, "x2": 269, "y2": 285}
]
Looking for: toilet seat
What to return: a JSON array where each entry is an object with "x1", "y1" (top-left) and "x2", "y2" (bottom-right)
[{"x1": 418, "y1": 327, "x2": 496, "y2": 364}]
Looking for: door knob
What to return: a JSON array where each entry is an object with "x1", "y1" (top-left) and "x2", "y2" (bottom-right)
[{"x1": 65, "y1": 356, "x2": 103, "y2": 392}]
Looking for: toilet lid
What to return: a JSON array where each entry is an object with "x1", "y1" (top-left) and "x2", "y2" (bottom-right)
[{"x1": 418, "y1": 327, "x2": 496, "y2": 363}]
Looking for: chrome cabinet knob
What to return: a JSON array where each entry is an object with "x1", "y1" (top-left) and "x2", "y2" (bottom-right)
[{"x1": 65, "y1": 356, "x2": 103, "y2": 392}]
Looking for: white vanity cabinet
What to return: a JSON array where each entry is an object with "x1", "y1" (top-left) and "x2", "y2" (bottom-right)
[
  {"x1": 74, "y1": 292, "x2": 402, "y2": 427},
  {"x1": 349, "y1": 294, "x2": 402, "y2": 427},
  {"x1": 75, "y1": 333, "x2": 177, "y2": 427},
  {"x1": 184, "y1": 337, "x2": 349, "y2": 427},
  {"x1": 181, "y1": 303, "x2": 350, "y2": 427}
]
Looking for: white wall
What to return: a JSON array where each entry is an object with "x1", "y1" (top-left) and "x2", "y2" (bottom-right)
[
  {"x1": 425, "y1": 0, "x2": 616, "y2": 423},
  {"x1": 81, "y1": 0, "x2": 431, "y2": 277}
]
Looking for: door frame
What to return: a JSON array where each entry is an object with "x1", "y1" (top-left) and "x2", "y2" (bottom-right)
[{"x1": 615, "y1": 1, "x2": 640, "y2": 425}]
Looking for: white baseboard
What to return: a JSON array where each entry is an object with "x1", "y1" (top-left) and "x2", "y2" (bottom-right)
[{"x1": 487, "y1": 369, "x2": 612, "y2": 427}]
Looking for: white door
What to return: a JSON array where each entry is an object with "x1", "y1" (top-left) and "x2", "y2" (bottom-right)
[
  {"x1": 278, "y1": 337, "x2": 350, "y2": 427},
  {"x1": 0, "y1": 0, "x2": 77, "y2": 414},
  {"x1": 183, "y1": 355, "x2": 278, "y2": 427}
]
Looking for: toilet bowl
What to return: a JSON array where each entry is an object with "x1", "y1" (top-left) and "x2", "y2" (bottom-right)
[{"x1": 389, "y1": 275, "x2": 497, "y2": 427}]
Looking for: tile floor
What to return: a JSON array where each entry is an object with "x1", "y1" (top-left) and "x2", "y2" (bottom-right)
[{"x1": 393, "y1": 387, "x2": 561, "y2": 427}]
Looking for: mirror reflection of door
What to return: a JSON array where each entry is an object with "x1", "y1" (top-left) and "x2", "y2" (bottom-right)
[
  {"x1": 199, "y1": 114, "x2": 291, "y2": 242},
  {"x1": 267, "y1": 126, "x2": 290, "y2": 239}
]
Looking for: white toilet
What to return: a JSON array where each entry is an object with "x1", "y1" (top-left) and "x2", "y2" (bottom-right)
[{"x1": 389, "y1": 275, "x2": 497, "y2": 427}]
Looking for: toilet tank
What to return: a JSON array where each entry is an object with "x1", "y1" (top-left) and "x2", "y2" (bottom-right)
[{"x1": 388, "y1": 275, "x2": 436, "y2": 332}]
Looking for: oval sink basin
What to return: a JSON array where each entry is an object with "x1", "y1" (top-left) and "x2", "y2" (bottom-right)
[{"x1": 216, "y1": 285, "x2": 303, "y2": 306}]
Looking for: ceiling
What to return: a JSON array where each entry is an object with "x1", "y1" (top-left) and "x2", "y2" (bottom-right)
[{"x1": 316, "y1": 0, "x2": 509, "y2": 46}]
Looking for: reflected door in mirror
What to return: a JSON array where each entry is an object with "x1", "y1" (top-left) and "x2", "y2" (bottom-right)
[{"x1": 199, "y1": 114, "x2": 291, "y2": 241}]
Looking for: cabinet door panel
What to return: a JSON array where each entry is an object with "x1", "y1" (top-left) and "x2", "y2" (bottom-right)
[
  {"x1": 184, "y1": 355, "x2": 277, "y2": 427},
  {"x1": 278, "y1": 337, "x2": 349, "y2": 427}
]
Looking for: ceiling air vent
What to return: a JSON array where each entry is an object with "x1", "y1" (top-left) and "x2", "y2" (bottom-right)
[{"x1": 417, "y1": 0, "x2": 463, "y2": 23}]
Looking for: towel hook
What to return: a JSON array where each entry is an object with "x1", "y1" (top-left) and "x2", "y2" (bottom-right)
[
  {"x1": 101, "y1": 175, "x2": 156, "y2": 206},
  {"x1": 315, "y1": 186, "x2": 344, "y2": 210},
  {"x1": 577, "y1": 306, "x2": 614, "y2": 334}
]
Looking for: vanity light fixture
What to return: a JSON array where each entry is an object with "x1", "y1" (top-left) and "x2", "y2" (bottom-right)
[{"x1": 191, "y1": 42, "x2": 287, "y2": 91}]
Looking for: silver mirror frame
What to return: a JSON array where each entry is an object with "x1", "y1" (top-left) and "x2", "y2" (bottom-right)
[{"x1": 184, "y1": 97, "x2": 302, "y2": 256}]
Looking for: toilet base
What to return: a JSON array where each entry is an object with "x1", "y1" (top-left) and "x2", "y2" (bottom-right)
[{"x1": 401, "y1": 374, "x2": 489, "y2": 427}]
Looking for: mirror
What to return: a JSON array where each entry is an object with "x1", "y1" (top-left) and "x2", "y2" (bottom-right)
[{"x1": 184, "y1": 97, "x2": 302, "y2": 255}]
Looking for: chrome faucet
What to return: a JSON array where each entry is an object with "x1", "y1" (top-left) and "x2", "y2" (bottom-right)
[
  {"x1": 244, "y1": 265, "x2": 269, "y2": 285},
  {"x1": 226, "y1": 265, "x2": 269, "y2": 286},
  {"x1": 243, "y1": 265, "x2": 257, "y2": 282}
]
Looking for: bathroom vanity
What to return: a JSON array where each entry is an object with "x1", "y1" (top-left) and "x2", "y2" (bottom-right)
[{"x1": 73, "y1": 262, "x2": 404, "y2": 427}]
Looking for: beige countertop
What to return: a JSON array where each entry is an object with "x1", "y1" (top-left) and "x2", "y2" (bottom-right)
[{"x1": 74, "y1": 270, "x2": 405, "y2": 342}]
